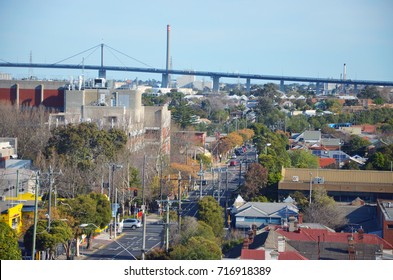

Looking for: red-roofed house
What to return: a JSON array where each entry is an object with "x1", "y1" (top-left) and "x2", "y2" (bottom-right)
[
  {"x1": 274, "y1": 227, "x2": 393, "y2": 260},
  {"x1": 319, "y1": 158, "x2": 336, "y2": 169},
  {"x1": 240, "y1": 248, "x2": 308, "y2": 260}
]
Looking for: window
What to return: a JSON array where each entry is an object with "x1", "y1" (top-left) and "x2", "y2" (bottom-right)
[{"x1": 387, "y1": 224, "x2": 393, "y2": 229}]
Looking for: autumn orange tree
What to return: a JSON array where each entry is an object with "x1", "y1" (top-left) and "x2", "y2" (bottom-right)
[
  {"x1": 237, "y1": 128, "x2": 255, "y2": 142},
  {"x1": 227, "y1": 132, "x2": 243, "y2": 147}
]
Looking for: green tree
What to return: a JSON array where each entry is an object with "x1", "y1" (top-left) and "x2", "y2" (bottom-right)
[
  {"x1": 240, "y1": 163, "x2": 268, "y2": 200},
  {"x1": 290, "y1": 191, "x2": 309, "y2": 210},
  {"x1": 286, "y1": 115, "x2": 310, "y2": 133},
  {"x1": 251, "y1": 123, "x2": 290, "y2": 185},
  {"x1": 46, "y1": 123, "x2": 127, "y2": 170},
  {"x1": 288, "y1": 150, "x2": 319, "y2": 168},
  {"x1": 366, "y1": 145, "x2": 393, "y2": 170},
  {"x1": 171, "y1": 100, "x2": 195, "y2": 129},
  {"x1": 170, "y1": 236, "x2": 221, "y2": 260},
  {"x1": 343, "y1": 135, "x2": 371, "y2": 156},
  {"x1": 357, "y1": 86, "x2": 382, "y2": 100},
  {"x1": 324, "y1": 99, "x2": 343, "y2": 114},
  {"x1": 0, "y1": 222, "x2": 22, "y2": 260},
  {"x1": 60, "y1": 193, "x2": 111, "y2": 256},
  {"x1": 24, "y1": 220, "x2": 73, "y2": 260},
  {"x1": 197, "y1": 196, "x2": 224, "y2": 238}
]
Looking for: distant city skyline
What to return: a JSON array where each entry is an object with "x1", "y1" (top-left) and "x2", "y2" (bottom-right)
[{"x1": 0, "y1": 0, "x2": 392, "y2": 83}]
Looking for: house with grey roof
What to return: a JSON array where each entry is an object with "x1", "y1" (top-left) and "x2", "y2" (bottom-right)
[{"x1": 232, "y1": 202, "x2": 299, "y2": 229}]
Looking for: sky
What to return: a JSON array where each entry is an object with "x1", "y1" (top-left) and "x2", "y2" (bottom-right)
[{"x1": 0, "y1": 0, "x2": 392, "y2": 83}]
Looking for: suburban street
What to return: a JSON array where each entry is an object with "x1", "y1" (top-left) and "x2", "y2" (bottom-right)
[
  {"x1": 83, "y1": 223, "x2": 163, "y2": 260},
  {"x1": 83, "y1": 145, "x2": 257, "y2": 260}
]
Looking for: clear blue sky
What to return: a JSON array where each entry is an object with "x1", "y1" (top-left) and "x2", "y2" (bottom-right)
[{"x1": 1, "y1": 0, "x2": 392, "y2": 83}]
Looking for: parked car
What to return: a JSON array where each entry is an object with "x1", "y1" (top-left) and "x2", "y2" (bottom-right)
[
  {"x1": 196, "y1": 179, "x2": 207, "y2": 186},
  {"x1": 121, "y1": 218, "x2": 141, "y2": 229},
  {"x1": 229, "y1": 160, "x2": 240, "y2": 166}
]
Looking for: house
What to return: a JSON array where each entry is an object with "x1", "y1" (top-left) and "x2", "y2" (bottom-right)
[
  {"x1": 274, "y1": 227, "x2": 393, "y2": 260},
  {"x1": 0, "y1": 199, "x2": 37, "y2": 234},
  {"x1": 294, "y1": 130, "x2": 321, "y2": 144},
  {"x1": 318, "y1": 158, "x2": 336, "y2": 168},
  {"x1": 232, "y1": 202, "x2": 299, "y2": 229},
  {"x1": 377, "y1": 199, "x2": 393, "y2": 247}
]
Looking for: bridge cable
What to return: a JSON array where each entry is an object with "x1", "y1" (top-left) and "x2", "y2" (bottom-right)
[
  {"x1": 52, "y1": 44, "x2": 101, "y2": 65},
  {"x1": 0, "y1": 58, "x2": 12, "y2": 64},
  {"x1": 76, "y1": 47, "x2": 99, "y2": 67},
  {"x1": 105, "y1": 47, "x2": 127, "y2": 68},
  {"x1": 104, "y1": 44, "x2": 154, "y2": 68}
]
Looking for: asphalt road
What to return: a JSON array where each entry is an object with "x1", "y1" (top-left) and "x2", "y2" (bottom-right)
[
  {"x1": 84, "y1": 145, "x2": 257, "y2": 259},
  {"x1": 84, "y1": 224, "x2": 163, "y2": 260}
]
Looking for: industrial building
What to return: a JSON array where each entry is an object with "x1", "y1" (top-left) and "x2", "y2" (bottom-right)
[
  {"x1": 278, "y1": 168, "x2": 393, "y2": 203},
  {"x1": 0, "y1": 78, "x2": 171, "y2": 155}
]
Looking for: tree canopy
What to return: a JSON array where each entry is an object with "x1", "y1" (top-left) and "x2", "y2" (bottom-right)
[
  {"x1": 46, "y1": 123, "x2": 127, "y2": 169},
  {"x1": 197, "y1": 196, "x2": 224, "y2": 238},
  {"x1": 24, "y1": 220, "x2": 73, "y2": 260},
  {"x1": 0, "y1": 222, "x2": 22, "y2": 260},
  {"x1": 169, "y1": 236, "x2": 221, "y2": 260},
  {"x1": 240, "y1": 163, "x2": 268, "y2": 200},
  {"x1": 288, "y1": 150, "x2": 319, "y2": 168}
]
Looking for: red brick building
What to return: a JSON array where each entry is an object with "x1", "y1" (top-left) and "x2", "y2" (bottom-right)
[{"x1": 0, "y1": 80, "x2": 65, "y2": 110}]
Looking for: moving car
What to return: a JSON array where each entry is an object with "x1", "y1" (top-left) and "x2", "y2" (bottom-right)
[
  {"x1": 229, "y1": 160, "x2": 240, "y2": 166},
  {"x1": 121, "y1": 218, "x2": 141, "y2": 229}
]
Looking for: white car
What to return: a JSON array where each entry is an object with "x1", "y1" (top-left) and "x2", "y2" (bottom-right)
[{"x1": 121, "y1": 218, "x2": 141, "y2": 229}]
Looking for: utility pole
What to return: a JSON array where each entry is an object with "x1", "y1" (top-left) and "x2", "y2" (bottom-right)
[
  {"x1": 217, "y1": 170, "x2": 221, "y2": 204},
  {"x1": 199, "y1": 160, "x2": 203, "y2": 198},
  {"x1": 47, "y1": 166, "x2": 53, "y2": 231},
  {"x1": 16, "y1": 169, "x2": 19, "y2": 199},
  {"x1": 114, "y1": 188, "x2": 118, "y2": 239},
  {"x1": 225, "y1": 168, "x2": 229, "y2": 215},
  {"x1": 141, "y1": 155, "x2": 147, "y2": 260},
  {"x1": 309, "y1": 172, "x2": 313, "y2": 204},
  {"x1": 177, "y1": 171, "x2": 182, "y2": 234},
  {"x1": 165, "y1": 197, "x2": 170, "y2": 253},
  {"x1": 32, "y1": 172, "x2": 39, "y2": 260},
  {"x1": 238, "y1": 162, "x2": 242, "y2": 186}
]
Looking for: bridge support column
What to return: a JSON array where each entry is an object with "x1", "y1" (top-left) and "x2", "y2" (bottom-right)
[
  {"x1": 98, "y1": 68, "x2": 106, "y2": 79},
  {"x1": 280, "y1": 80, "x2": 285, "y2": 92},
  {"x1": 212, "y1": 76, "x2": 220, "y2": 92},
  {"x1": 161, "y1": 73, "x2": 169, "y2": 88},
  {"x1": 246, "y1": 78, "x2": 251, "y2": 93},
  {"x1": 316, "y1": 82, "x2": 321, "y2": 95}
]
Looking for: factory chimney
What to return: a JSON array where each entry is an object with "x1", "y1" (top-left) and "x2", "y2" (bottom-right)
[{"x1": 343, "y1": 63, "x2": 347, "y2": 80}]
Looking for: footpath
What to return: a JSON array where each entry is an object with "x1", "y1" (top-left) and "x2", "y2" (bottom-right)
[{"x1": 57, "y1": 214, "x2": 162, "y2": 260}]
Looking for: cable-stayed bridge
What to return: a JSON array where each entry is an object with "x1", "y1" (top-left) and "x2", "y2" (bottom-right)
[{"x1": 1, "y1": 44, "x2": 393, "y2": 92}]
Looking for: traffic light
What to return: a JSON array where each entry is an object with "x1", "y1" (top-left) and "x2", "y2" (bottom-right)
[{"x1": 133, "y1": 189, "x2": 138, "y2": 197}]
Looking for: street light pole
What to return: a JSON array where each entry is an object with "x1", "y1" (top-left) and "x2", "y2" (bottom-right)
[
  {"x1": 47, "y1": 166, "x2": 53, "y2": 231},
  {"x1": 32, "y1": 172, "x2": 39, "y2": 260},
  {"x1": 177, "y1": 171, "x2": 182, "y2": 234},
  {"x1": 141, "y1": 155, "x2": 147, "y2": 260},
  {"x1": 199, "y1": 160, "x2": 203, "y2": 198},
  {"x1": 309, "y1": 172, "x2": 313, "y2": 204}
]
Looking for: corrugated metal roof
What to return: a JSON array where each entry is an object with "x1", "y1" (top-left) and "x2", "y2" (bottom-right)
[
  {"x1": 281, "y1": 168, "x2": 393, "y2": 184},
  {"x1": 236, "y1": 202, "x2": 299, "y2": 218}
]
